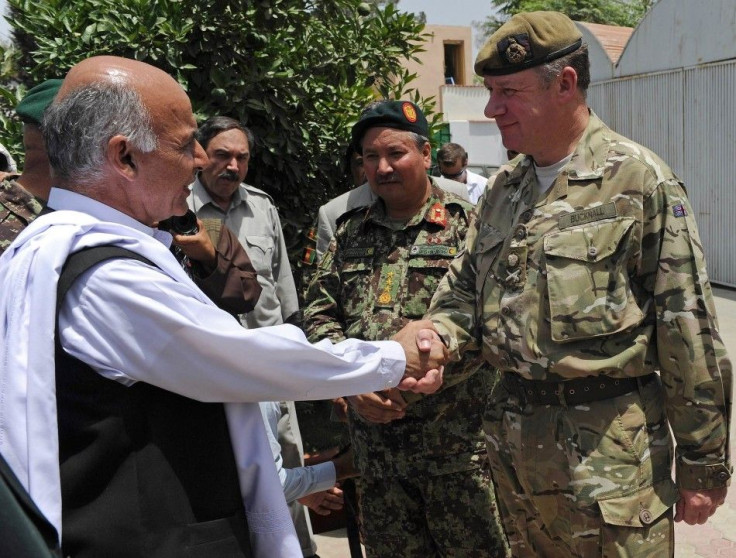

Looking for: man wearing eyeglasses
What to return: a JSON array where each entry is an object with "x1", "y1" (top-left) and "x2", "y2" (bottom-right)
[{"x1": 437, "y1": 142, "x2": 489, "y2": 204}]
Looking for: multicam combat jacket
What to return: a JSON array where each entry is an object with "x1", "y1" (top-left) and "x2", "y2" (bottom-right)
[
  {"x1": 0, "y1": 177, "x2": 43, "y2": 256},
  {"x1": 426, "y1": 111, "x2": 732, "y2": 490},
  {"x1": 304, "y1": 184, "x2": 493, "y2": 478}
]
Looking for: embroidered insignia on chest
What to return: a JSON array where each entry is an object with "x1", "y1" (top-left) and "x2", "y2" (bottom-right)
[
  {"x1": 428, "y1": 202, "x2": 448, "y2": 227},
  {"x1": 343, "y1": 246, "x2": 375, "y2": 259},
  {"x1": 672, "y1": 204, "x2": 688, "y2": 218},
  {"x1": 377, "y1": 270, "x2": 396, "y2": 305},
  {"x1": 558, "y1": 202, "x2": 618, "y2": 230},
  {"x1": 410, "y1": 244, "x2": 458, "y2": 257}
]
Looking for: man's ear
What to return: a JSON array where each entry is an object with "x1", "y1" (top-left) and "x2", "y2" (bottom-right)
[
  {"x1": 107, "y1": 135, "x2": 138, "y2": 179},
  {"x1": 557, "y1": 66, "x2": 579, "y2": 101},
  {"x1": 422, "y1": 141, "x2": 432, "y2": 169}
]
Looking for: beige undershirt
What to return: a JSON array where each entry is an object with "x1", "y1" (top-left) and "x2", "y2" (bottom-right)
[{"x1": 534, "y1": 154, "x2": 573, "y2": 198}]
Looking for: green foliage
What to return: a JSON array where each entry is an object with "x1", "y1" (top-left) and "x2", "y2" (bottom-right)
[
  {"x1": 4, "y1": 0, "x2": 435, "y2": 260},
  {"x1": 0, "y1": 43, "x2": 24, "y2": 164},
  {"x1": 478, "y1": 0, "x2": 657, "y2": 40}
]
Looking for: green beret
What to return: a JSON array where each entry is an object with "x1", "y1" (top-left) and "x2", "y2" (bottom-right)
[
  {"x1": 351, "y1": 100, "x2": 428, "y2": 154},
  {"x1": 475, "y1": 11, "x2": 582, "y2": 76},
  {"x1": 15, "y1": 79, "x2": 64, "y2": 125}
]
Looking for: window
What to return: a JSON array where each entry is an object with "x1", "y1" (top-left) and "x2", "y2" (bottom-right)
[{"x1": 444, "y1": 42, "x2": 465, "y2": 86}]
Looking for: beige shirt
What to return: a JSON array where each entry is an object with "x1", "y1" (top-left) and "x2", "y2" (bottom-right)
[{"x1": 189, "y1": 177, "x2": 299, "y2": 328}]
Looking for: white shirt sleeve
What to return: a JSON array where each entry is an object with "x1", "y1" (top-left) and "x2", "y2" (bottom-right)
[
  {"x1": 259, "y1": 402, "x2": 336, "y2": 503},
  {"x1": 58, "y1": 258, "x2": 406, "y2": 402}
]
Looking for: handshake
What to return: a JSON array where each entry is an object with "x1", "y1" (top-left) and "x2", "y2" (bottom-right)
[{"x1": 392, "y1": 319, "x2": 449, "y2": 395}]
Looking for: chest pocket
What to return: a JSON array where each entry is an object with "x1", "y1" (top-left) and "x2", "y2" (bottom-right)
[
  {"x1": 474, "y1": 226, "x2": 507, "y2": 297},
  {"x1": 543, "y1": 218, "x2": 643, "y2": 343},
  {"x1": 244, "y1": 235, "x2": 274, "y2": 281},
  {"x1": 403, "y1": 244, "x2": 457, "y2": 318},
  {"x1": 339, "y1": 258, "x2": 374, "y2": 320}
]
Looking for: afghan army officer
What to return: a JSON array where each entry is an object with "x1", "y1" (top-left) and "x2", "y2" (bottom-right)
[{"x1": 304, "y1": 100, "x2": 509, "y2": 558}]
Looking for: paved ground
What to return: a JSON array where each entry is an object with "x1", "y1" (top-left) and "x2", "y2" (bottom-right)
[{"x1": 314, "y1": 286, "x2": 736, "y2": 557}]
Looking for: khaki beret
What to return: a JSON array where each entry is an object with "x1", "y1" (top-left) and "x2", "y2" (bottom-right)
[
  {"x1": 15, "y1": 79, "x2": 64, "y2": 125},
  {"x1": 475, "y1": 11, "x2": 582, "y2": 76},
  {"x1": 351, "y1": 100, "x2": 428, "y2": 154}
]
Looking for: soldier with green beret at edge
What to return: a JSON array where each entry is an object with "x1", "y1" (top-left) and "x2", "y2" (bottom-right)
[
  {"x1": 304, "y1": 99, "x2": 509, "y2": 558},
  {"x1": 399, "y1": 10, "x2": 732, "y2": 557},
  {"x1": 0, "y1": 78, "x2": 63, "y2": 256}
]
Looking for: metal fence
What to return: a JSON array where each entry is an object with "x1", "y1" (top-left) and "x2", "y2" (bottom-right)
[{"x1": 588, "y1": 59, "x2": 736, "y2": 287}]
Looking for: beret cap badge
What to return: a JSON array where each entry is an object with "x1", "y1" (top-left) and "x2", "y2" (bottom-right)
[
  {"x1": 500, "y1": 35, "x2": 531, "y2": 64},
  {"x1": 402, "y1": 102, "x2": 418, "y2": 123}
]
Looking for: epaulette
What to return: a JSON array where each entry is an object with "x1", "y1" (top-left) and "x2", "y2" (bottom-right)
[
  {"x1": 335, "y1": 204, "x2": 369, "y2": 229},
  {"x1": 431, "y1": 186, "x2": 474, "y2": 216},
  {"x1": 445, "y1": 195, "x2": 474, "y2": 213},
  {"x1": 242, "y1": 183, "x2": 274, "y2": 203}
]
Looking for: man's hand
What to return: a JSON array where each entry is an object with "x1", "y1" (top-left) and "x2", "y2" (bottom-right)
[
  {"x1": 172, "y1": 218, "x2": 217, "y2": 269},
  {"x1": 331, "y1": 446, "x2": 360, "y2": 481},
  {"x1": 331, "y1": 397, "x2": 349, "y2": 423},
  {"x1": 298, "y1": 486, "x2": 344, "y2": 516},
  {"x1": 675, "y1": 486, "x2": 728, "y2": 525},
  {"x1": 347, "y1": 389, "x2": 407, "y2": 424},
  {"x1": 392, "y1": 319, "x2": 447, "y2": 394}
]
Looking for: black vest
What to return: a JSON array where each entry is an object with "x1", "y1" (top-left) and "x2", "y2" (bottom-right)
[{"x1": 55, "y1": 246, "x2": 253, "y2": 557}]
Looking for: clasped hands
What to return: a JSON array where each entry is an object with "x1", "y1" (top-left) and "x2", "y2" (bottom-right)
[{"x1": 392, "y1": 319, "x2": 448, "y2": 395}]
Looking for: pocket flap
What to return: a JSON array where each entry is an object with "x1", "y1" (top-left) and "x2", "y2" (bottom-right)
[
  {"x1": 544, "y1": 218, "x2": 635, "y2": 263},
  {"x1": 475, "y1": 224, "x2": 506, "y2": 254},
  {"x1": 244, "y1": 234, "x2": 274, "y2": 251},
  {"x1": 598, "y1": 481, "x2": 679, "y2": 528}
]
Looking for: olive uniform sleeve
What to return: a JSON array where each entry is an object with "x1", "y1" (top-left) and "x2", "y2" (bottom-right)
[
  {"x1": 303, "y1": 235, "x2": 348, "y2": 345},
  {"x1": 642, "y1": 178, "x2": 732, "y2": 490},
  {"x1": 424, "y1": 203, "x2": 484, "y2": 361}
]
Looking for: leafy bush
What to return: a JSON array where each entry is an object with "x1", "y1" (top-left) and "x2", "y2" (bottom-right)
[
  {"x1": 4, "y1": 0, "x2": 438, "y2": 258},
  {"x1": 0, "y1": 43, "x2": 24, "y2": 161}
]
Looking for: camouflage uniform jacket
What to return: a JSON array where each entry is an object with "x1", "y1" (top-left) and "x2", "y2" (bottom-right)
[
  {"x1": 0, "y1": 177, "x2": 43, "y2": 256},
  {"x1": 426, "y1": 111, "x2": 732, "y2": 490},
  {"x1": 304, "y1": 184, "x2": 492, "y2": 479}
]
